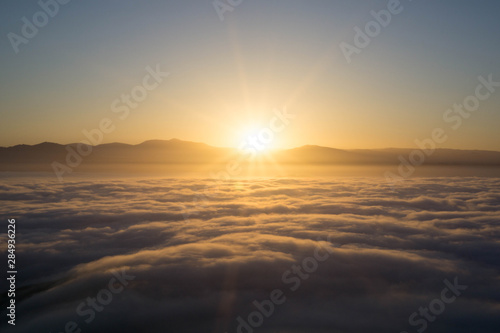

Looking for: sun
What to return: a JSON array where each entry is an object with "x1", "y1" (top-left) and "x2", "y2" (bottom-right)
[
  {"x1": 236, "y1": 124, "x2": 276, "y2": 154},
  {"x1": 229, "y1": 123, "x2": 285, "y2": 177}
]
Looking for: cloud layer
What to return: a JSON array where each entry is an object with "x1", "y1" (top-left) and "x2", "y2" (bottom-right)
[{"x1": 1, "y1": 176, "x2": 500, "y2": 333}]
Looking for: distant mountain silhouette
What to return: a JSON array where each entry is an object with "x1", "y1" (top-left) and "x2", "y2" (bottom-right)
[
  {"x1": 1, "y1": 139, "x2": 500, "y2": 172},
  {"x1": 276, "y1": 145, "x2": 500, "y2": 165}
]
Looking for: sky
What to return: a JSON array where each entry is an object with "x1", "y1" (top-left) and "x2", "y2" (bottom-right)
[{"x1": 1, "y1": 0, "x2": 499, "y2": 150}]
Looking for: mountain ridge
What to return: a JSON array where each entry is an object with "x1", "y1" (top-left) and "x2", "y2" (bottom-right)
[
  {"x1": 1, "y1": 139, "x2": 500, "y2": 173},
  {"x1": 2, "y1": 138, "x2": 500, "y2": 153}
]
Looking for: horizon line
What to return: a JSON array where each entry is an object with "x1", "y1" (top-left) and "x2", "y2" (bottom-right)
[{"x1": 1, "y1": 138, "x2": 500, "y2": 153}]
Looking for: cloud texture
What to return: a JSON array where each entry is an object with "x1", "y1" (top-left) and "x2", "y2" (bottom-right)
[{"x1": 1, "y1": 176, "x2": 499, "y2": 333}]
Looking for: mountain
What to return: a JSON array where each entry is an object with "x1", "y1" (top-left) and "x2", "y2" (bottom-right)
[
  {"x1": 1, "y1": 139, "x2": 500, "y2": 173},
  {"x1": 277, "y1": 145, "x2": 500, "y2": 165}
]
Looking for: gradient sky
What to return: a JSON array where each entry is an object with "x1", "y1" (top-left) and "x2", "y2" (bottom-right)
[{"x1": 1, "y1": 0, "x2": 499, "y2": 150}]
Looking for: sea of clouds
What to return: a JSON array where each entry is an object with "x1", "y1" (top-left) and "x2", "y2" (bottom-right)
[{"x1": 1, "y1": 176, "x2": 499, "y2": 333}]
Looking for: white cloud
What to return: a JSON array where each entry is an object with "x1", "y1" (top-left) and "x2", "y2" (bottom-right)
[{"x1": 1, "y1": 177, "x2": 499, "y2": 333}]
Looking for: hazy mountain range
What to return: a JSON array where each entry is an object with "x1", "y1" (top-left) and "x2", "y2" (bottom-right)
[{"x1": 1, "y1": 139, "x2": 500, "y2": 173}]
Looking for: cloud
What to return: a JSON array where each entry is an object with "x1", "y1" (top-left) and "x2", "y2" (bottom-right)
[{"x1": 1, "y1": 177, "x2": 499, "y2": 333}]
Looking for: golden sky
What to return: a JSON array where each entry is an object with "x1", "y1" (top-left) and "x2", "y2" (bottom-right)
[{"x1": 1, "y1": 1, "x2": 499, "y2": 150}]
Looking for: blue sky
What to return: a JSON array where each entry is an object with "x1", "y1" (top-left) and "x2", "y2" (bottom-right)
[{"x1": 1, "y1": 0, "x2": 499, "y2": 150}]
